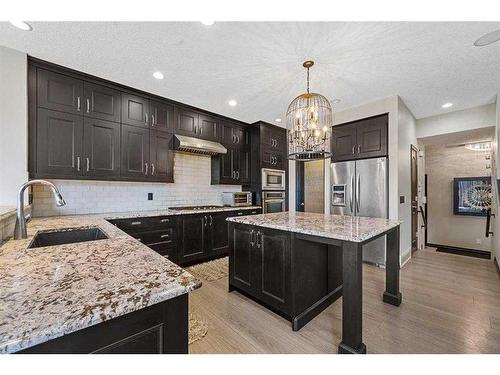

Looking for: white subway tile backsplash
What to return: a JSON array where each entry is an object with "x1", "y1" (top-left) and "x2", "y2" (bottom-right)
[{"x1": 32, "y1": 153, "x2": 241, "y2": 217}]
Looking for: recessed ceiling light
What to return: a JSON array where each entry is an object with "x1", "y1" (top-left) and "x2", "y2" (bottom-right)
[
  {"x1": 442, "y1": 102, "x2": 453, "y2": 109},
  {"x1": 275, "y1": 118, "x2": 282, "y2": 123},
  {"x1": 9, "y1": 21, "x2": 32, "y2": 31},
  {"x1": 201, "y1": 21, "x2": 215, "y2": 26},
  {"x1": 474, "y1": 29, "x2": 500, "y2": 47},
  {"x1": 228, "y1": 99, "x2": 237, "y2": 107},
  {"x1": 152, "y1": 71, "x2": 164, "y2": 80}
]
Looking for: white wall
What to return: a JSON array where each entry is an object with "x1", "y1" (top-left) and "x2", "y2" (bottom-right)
[
  {"x1": 397, "y1": 98, "x2": 418, "y2": 261},
  {"x1": 493, "y1": 95, "x2": 500, "y2": 264},
  {"x1": 417, "y1": 103, "x2": 496, "y2": 139},
  {"x1": 32, "y1": 153, "x2": 241, "y2": 216},
  {"x1": 0, "y1": 46, "x2": 28, "y2": 206}
]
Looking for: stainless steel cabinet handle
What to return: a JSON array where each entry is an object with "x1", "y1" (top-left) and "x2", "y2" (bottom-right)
[
  {"x1": 237, "y1": 171, "x2": 240, "y2": 179},
  {"x1": 194, "y1": 127, "x2": 198, "y2": 135},
  {"x1": 352, "y1": 145, "x2": 356, "y2": 155},
  {"x1": 86, "y1": 157, "x2": 90, "y2": 172},
  {"x1": 160, "y1": 234, "x2": 170, "y2": 239},
  {"x1": 200, "y1": 126, "x2": 203, "y2": 135},
  {"x1": 256, "y1": 231, "x2": 261, "y2": 248},
  {"x1": 250, "y1": 229, "x2": 255, "y2": 246},
  {"x1": 131, "y1": 221, "x2": 142, "y2": 226},
  {"x1": 357, "y1": 145, "x2": 361, "y2": 154},
  {"x1": 160, "y1": 218, "x2": 169, "y2": 223},
  {"x1": 350, "y1": 175, "x2": 354, "y2": 212},
  {"x1": 76, "y1": 156, "x2": 81, "y2": 171},
  {"x1": 151, "y1": 114, "x2": 155, "y2": 126},
  {"x1": 77, "y1": 97, "x2": 81, "y2": 111},
  {"x1": 209, "y1": 215, "x2": 213, "y2": 226},
  {"x1": 236, "y1": 136, "x2": 240, "y2": 143},
  {"x1": 86, "y1": 98, "x2": 90, "y2": 113},
  {"x1": 232, "y1": 134, "x2": 236, "y2": 143},
  {"x1": 237, "y1": 212, "x2": 243, "y2": 215},
  {"x1": 151, "y1": 163, "x2": 155, "y2": 175},
  {"x1": 356, "y1": 174, "x2": 361, "y2": 213},
  {"x1": 145, "y1": 162, "x2": 148, "y2": 175},
  {"x1": 204, "y1": 215, "x2": 208, "y2": 227},
  {"x1": 145, "y1": 113, "x2": 148, "y2": 123}
]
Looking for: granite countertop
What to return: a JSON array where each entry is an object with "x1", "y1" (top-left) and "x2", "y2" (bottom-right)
[
  {"x1": 0, "y1": 211, "x2": 207, "y2": 354},
  {"x1": 227, "y1": 212, "x2": 401, "y2": 243},
  {"x1": 102, "y1": 205, "x2": 261, "y2": 219}
]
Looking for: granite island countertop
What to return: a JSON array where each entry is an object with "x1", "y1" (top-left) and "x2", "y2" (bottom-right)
[
  {"x1": 0, "y1": 209, "x2": 223, "y2": 354},
  {"x1": 227, "y1": 212, "x2": 401, "y2": 243}
]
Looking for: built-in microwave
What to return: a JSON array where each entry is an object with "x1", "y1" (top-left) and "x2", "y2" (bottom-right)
[
  {"x1": 262, "y1": 191, "x2": 286, "y2": 213},
  {"x1": 261, "y1": 168, "x2": 286, "y2": 191}
]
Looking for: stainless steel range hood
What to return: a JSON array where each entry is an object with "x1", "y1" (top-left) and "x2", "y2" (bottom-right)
[{"x1": 174, "y1": 134, "x2": 227, "y2": 156}]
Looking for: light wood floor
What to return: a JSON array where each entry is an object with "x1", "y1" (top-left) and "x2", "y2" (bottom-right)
[{"x1": 189, "y1": 248, "x2": 500, "y2": 354}]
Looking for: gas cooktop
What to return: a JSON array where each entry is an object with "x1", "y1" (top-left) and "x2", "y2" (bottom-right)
[{"x1": 168, "y1": 205, "x2": 224, "y2": 211}]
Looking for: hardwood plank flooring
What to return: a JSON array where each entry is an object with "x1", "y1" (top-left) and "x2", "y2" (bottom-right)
[{"x1": 188, "y1": 248, "x2": 500, "y2": 354}]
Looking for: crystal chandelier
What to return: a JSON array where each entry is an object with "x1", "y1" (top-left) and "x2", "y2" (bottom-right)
[{"x1": 286, "y1": 60, "x2": 333, "y2": 161}]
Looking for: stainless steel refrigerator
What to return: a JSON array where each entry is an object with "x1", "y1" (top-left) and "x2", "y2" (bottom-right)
[{"x1": 330, "y1": 157, "x2": 388, "y2": 266}]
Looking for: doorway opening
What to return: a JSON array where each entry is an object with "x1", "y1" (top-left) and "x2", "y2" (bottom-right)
[{"x1": 295, "y1": 160, "x2": 324, "y2": 213}]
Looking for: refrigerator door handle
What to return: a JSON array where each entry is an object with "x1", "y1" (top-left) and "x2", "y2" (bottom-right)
[
  {"x1": 350, "y1": 175, "x2": 354, "y2": 212},
  {"x1": 356, "y1": 174, "x2": 361, "y2": 213}
]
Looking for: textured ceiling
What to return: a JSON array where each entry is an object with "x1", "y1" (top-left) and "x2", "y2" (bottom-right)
[{"x1": 1, "y1": 22, "x2": 499, "y2": 124}]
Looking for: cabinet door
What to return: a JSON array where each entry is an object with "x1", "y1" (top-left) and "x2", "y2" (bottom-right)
[
  {"x1": 150, "y1": 101, "x2": 174, "y2": 133},
  {"x1": 220, "y1": 122, "x2": 236, "y2": 146},
  {"x1": 198, "y1": 114, "x2": 219, "y2": 141},
  {"x1": 121, "y1": 124, "x2": 150, "y2": 179},
  {"x1": 261, "y1": 149, "x2": 284, "y2": 170},
  {"x1": 36, "y1": 108, "x2": 83, "y2": 177},
  {"x1": 122, "y1": 93, "x2": 150, "y2": 128},
  {"x1": 356, "y1": 115, "x2": 388, "y2": 159},
  {"x1": 83, "y1": 118, "x2": 121, "y2": 178},
  {"x1": 178, "y1": 215, "x2": 205, "y2": 264},
  {"x1": 175, "y1": 108, "x2": 199, "y2": 137},
  {"x1": 229, "y1": 224, "x2": 255, "y2": 293},
  {"x1": 331, "y1": 125, "x2": 357, "y2": 162},
  {"x1": 220, "y1": 148, "x2": 237, "y2": 184},
  {"x1": 37, "y1": 69, "x2": 84, "y2": 115},
  {"x1": 206, "y1": 212, "x2": 230, "y2": 255},
  {"x1": 150, "y1": 130, "x2": 174, "y2": 182},
  {"x1": 255, "y1": 228, "x2": 290, "y2": 312},
  {"x1": 83, "y1": 82, "x2": 121, "y2": 123},
  {"x1": 272, "y1": 128, "x2": 287, "y2": 151},
  {"x1": 260, "y1": 125, "x2": 274, "y2": 149},
  {"x1": 238, "y1": 148, "x2": 251, "y2": 184}
]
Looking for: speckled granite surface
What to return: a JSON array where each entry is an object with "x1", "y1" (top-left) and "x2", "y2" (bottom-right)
[
  {"x1": 0, "y1": 212, "x2": 207, "y2": 354},
  {"x1": 227, "y1": 212, "x2": 401, "y2": 243}
]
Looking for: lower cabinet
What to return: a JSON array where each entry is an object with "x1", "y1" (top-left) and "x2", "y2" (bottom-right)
[
  {"x1": 19, "y1": 294, "x2": 188, "y2": 354},
  {"x1": 109, "y1": 209, "x2": 262, "y2": 267},
  {"x1": 229, "y1": 224, "x2": 291, "y2": 313}
]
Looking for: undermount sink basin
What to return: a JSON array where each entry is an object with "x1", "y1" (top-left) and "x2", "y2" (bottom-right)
[{"x1": 28, "y1": 227, "x2": 109, "y2": 249}]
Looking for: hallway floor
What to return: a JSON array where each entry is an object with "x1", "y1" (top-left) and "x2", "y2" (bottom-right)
[{"x1": 189, "y1": 247, "x2": 500, "y2": 353}]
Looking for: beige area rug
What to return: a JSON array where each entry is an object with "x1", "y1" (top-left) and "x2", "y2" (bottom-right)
[
  {"x1": 186, "y1": 256, "x2": 228, "y2": 282},
  {"x1": 189, "y1": 312, "x2": 208, "y2": 345}
]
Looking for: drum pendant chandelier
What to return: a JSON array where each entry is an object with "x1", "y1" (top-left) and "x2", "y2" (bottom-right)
[{"x1": 286, "y1": 60, "x2": 333, "y2": 161}]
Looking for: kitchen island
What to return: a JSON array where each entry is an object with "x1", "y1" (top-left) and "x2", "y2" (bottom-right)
[
  {"x1": 226, "y1": 211, "x2": 402, "y2": 354},
  {"x1": 0, "y1": 213, "x2": 202, "y2": 354}
]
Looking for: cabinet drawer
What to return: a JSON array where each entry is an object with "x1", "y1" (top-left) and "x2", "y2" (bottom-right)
[
  {"x1": 148, "y1": 243, "x2": 177, "y2": 262},
  {"x1": 230, "y1": 209, "x2": 262, "y2": 217},
  {"x1": 133, "y1": 228, "x2": 175, "y2": 246},
  {"x1": 109, "y1": 216, "x2": 176, "y2": 231}
]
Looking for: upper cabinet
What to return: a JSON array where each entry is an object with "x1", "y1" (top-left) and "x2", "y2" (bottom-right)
[
  {"x1": 150, "y1": 100, "x2": 174, "y2": 133},
  {"x1": 37, "y1": 69, "x2": 84, "y2": 115},
  {"x1": 83, "y1": 118, "x2": 121, "y2": 178},
  {"x1": 83, "y1": 83, "x2": 121, "y2": 123},
  {"x1": 261, "y1": 125, "x2": 287, "y2": 151},
  {"x1": 221, "y1": 122, "x2": 248, "y2": 148},
  {"x1": 176, "y1": 108, "x2": 220, "y2": 141},
  {"x1": 198, "y1": 114, "x2": 220, "y2": 142},
  {"x1": 331, "y1": 114, "x2": 388, "y2": 162},
  {"x1": 122, "y1": 93, "x2": 150, "y2": 128}
]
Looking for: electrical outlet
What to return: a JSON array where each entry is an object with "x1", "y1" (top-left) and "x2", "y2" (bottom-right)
[
  {"x1": 399, "y1": 195, "x2": 405, "y2": 204},
  {"x1": 148, "y1": 193, "x2": 153, "y2": 201}
]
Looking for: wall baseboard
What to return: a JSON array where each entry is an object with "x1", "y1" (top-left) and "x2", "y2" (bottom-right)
[{"x1": 400, "y1": 248, "x2": 412, "y2": 268}]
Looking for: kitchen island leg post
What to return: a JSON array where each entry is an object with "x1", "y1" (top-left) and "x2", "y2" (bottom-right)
[
  {"x1": 338, "y1": 241, "x2": 366, "y2": 354},
  {"x1": 383, "y1": 226, "x2": 402, "y2": 306}
]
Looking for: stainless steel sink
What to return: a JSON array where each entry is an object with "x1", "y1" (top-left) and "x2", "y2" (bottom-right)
[{"x1": 28, "y1": 227, "x2": 108, "y2": 249}]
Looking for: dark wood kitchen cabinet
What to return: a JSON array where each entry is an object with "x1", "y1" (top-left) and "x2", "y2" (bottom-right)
[
  {"x1": 331, "y1": 114, "x2": 388, "y2": 162},
  {"x1": 37, "y1": 68, "x2": 84, "y2": 115},
  {"x1": 150, "y1": 100, "x2": 174, "y2": 133},
  {"x1": 83, "y1": 82, "x2": 121, "y2": 123},
  {"x1": 198, "y1": 114, "x2": 220, "y2": 141},
  {"x1": 211, "y1": 148, "x2": 250, "y2": 185},
  {"x1": 206, "y1": 212, "x2": 231, "y2": 256},
  {"x1": 178, "y1": 214, "x2": 206, "y2": 263},
  {"x1": 83, "y1": 118, "x2": 121, "y2": 178},
  {"x1": 150, "y1": 130, "x2": 174, "y2": 182},
  {"x1": 175, "y1": 107, "x2": 199, "y2": 137},
  {"x1": 121, "y1": 124, "x2": 150, "y2": 179},
  {"x1": 121, "y1": 93, "x2": 150, "y2": 128},
  {"x1": 229, "y1": 224, "x2": 290, "y2": 312},
  {"x1": 221, "y1": 122, "x2": 248, "y2": 147},
  {"x1": 261, "y1": 149, "x2": 285, "y2": 170},
  {"x1": 261, "y1": 124, "x2": 287, "y2": 151},
  {"x1": 36, "y1": 108, "x2": 84, "y2": 178}
]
